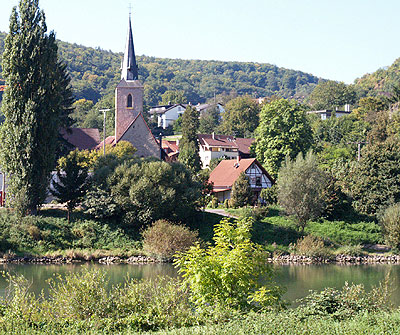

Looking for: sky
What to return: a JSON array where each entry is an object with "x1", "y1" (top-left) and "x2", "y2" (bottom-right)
[{"x1": 1, "y1": 0, "x2": 400, "y2": 84}]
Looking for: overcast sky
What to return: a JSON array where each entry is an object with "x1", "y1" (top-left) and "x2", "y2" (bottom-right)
[{"x1": 1, "y1": 0, "x2": 400, "y2": 84}]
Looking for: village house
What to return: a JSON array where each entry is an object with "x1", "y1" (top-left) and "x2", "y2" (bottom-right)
[
  {"x1": 149, "y1": 103, "x2": 225, "y2": 129},
  {"x1": 198, "y1": 133, "x2": 254, "y2": 169},
  {"x1": 307, "y1": 104, "x2": 352, "y2": 120},
  {"x1": 209, "y1": 158, "x2": 273, "y2": 203}
]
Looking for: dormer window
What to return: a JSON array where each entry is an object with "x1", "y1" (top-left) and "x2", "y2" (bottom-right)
[{"x1": 127, "y1": 94, "x2": 133, "y2": 108}]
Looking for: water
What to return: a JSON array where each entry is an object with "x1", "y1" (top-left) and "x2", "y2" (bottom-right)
[{"x1": 0, "y1": 263, "x2": 398, "y2": 306}]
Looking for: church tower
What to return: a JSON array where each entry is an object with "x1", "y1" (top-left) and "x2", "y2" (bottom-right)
[
  {"x1": 114, "y1": 15, "x2": 159, "y2": 158},
  {"x1": 115, "y1": 15, "x2": 143, "y2": 140}
]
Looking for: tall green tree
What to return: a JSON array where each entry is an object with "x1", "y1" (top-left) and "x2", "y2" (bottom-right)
[
  {"x1": 230, "y1": 172, "x2": 253, "y2": 208},
  {"x1": 218, "y1": 96, "x2": 260, "y2": 137},
  {"x1": 199, "y1": 106, "x2": 220, "y2": 134},
  {"x1": 178, "y1": 105, "x2": 201, "y2": 172},
  {"x1": 254, "y1": 99, "x2": 313, "y2": 177},
  {"x1": 308, "y1": 80, "x2": 356, "y2": 110},
  {"x1": 0, "y1": 0, "x2": 73, "y2": 215},
  {"x1": 277, "y1": 151, "x2": 328, "y2": 231},
  {"x1": 51, "y1": 150, "x2": 89, "y2": 223},
  {"x1": 159, "y1": 90, "x2": 187, "y2": 105}
]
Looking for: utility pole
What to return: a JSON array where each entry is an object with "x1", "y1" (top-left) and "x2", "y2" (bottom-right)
[
  {"x1": 100, "y1": 109, "x2": 111, "y2": 155},
  {"x1": 347, "y1": 140, "x2": 368, "y2": 161}
]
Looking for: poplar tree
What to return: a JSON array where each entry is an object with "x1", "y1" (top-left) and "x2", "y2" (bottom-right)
[
  {"x1": 178, "y1": 105, "x2": 201, "y2": 173},
  {"x1": 0, "y1": 0, "x2": 73, "y2": 215}
]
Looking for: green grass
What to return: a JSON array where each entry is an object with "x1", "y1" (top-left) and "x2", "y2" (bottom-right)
[{"x1": 227, "y1": 205, "x2": 383, "y2": 248}]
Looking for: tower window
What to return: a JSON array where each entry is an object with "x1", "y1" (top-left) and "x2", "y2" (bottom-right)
[{"x1": 127, "y1": 94, "x2": 133, "y2": 108}]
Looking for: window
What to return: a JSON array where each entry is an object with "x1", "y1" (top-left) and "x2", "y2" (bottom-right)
[
  {"x1": 256, "y1": 177, "x2": 261, "y2": 186},
  {"x1": 127, "y1": 94, "x2": 133, "y2": 108}
]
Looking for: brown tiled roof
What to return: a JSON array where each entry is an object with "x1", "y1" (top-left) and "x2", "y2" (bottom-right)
[
  {"x1": 209, "y1": 158, "x2": 256, "y2": 190},
  {"x1": 60, "y1": 128, "x2": 100, "y2": 150},
  {"x1": 198, "y1": 134, "x2": 238, "y2": 149},
  {"x1": 234, "y1": 138, "x2": 255, "y2": 155},
  {"x1": 198, "y1": 134, "x2": 255, "y2": 154},
  {"x1": 95, "y1": 136, "x2": 116, "y2": 150},
  {"x1": 162, "y1": 140, "x2": 179, "y2": 154}
]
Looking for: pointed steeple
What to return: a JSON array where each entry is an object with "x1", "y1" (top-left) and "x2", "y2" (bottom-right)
[{"x1": 121, "y1": 14, "x2": 138, "y2": 81}]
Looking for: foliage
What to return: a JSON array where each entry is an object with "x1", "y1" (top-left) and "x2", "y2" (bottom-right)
[
  {"x1": 296, "y1": 275, "x2": 393, "y2": 320},
  {"x1": 141, "y1": 220, "x2": 199, "y2": 260},
  {"x1": 348, "y1": 137, "x2": 400, "y2": 215},
  {"x1": 199, "y1": 106, "x2": 220, "y2": 134},
  {"x1": 254, "y1": 98, "x2": 313, "y2": 177},
  {"x1": 322, "y1": 176, "x2": 352, "y2": 220},
  {"x1": 294, "y1": 235, "x2": 332, "y2": 258},
  {"x1": 335, "y1": 244, "x2": 366, "y2": 256},
  {"x1": 380, "y1": 203, "x2": 400, "y2": 250},
  {"x1": 306, "y1": 219, "x2": 382, "y2": 245},
  {"x1": 159, "y1": 90, "x2": 187, "y2": 105},
  {"x1": 103, "y1": 160, "x2": 201, "y2": 226},
  {"x1": 218, "y1": 96, "x2": 260, "y2": 137},
  {"x1": 308, "y1": 80, "x2": 357, "y2": 110},
  {"x1": 0, "y1": 210, "x2": 137, "y2": 254},
  {"x1": 0, "y1": 0, "x2": 73, "y2": 214},
  {"x1": 230, "y1": 172, "x2": 253, "y2": 208},
  {"x1": 277, "y1": 151, "x2": 329, "y2": 231},
  {"x1": 51, "y1": 150, "x2": 90, "y2": 221},
  {"x1": 174, "y1": 217, "x2": 284, "y2": 311},
  {"x1": 178, "y1": 105, "x2": 201, "y2": 172},
  {"x1": 260, "y1": 185, "x2": 277, "y2": 206}
]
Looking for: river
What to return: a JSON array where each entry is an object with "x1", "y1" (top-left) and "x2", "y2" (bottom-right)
[{"x1": 0, "y1": 263, "x2": 397, "y2": 306}]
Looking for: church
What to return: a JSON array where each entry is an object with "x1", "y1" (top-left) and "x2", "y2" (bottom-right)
[{"x1": 65, "y1": 16, "x2": 160, "y2": 158}]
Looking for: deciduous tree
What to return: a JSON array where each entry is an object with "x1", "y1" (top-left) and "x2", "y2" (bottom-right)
[
  {"x1": 0, "y1": 0, "x2": 73, "y2": 215},
  {"x1": 254, "y1": 99, "x2": 313, "y2": 177}
]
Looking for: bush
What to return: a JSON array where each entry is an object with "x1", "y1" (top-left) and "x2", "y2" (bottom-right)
[
  {"x1": 296, "y1": 275, "x2": 393, "y2": 320},
  {"x1": 142, "y1": 220, "x2": 199, "y2": 260},
  {"x1": 336, "y1": 244, "x2": 366, "y2": 256},
  {"x1": 260, "y1": 185, "x2": 277, "y2": 205},
  {"x1": 240, "y1": 207, "x2": 269, "y2": 221},
  {"x1": 380, "y1": 203, "x2": 400, "y2": 250},
  {"x1": 230, "y1": 172, "x2": 253, "y2": 208},
  {"x1": 174, "y1": 217, "x2": 284, "y2": 311},
  {"x1": 223, "y1": 199, "x2": 230, "y2": 208},
  {"x1": 209, "y1": 197, "x2": 219, "y2": 209},
  {"x1": 277, "y1": 151, "x2": 329, "y2": 231},
  {"x1": 295, "y1": 235, "x2": 332, "y2": 258}
]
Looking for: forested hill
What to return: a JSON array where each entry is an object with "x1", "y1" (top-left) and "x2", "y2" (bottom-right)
[
  {"x1": 0, "y1": 31, "x2": 322, "y2": 105},
  {"x1": 354, "y1": 57, "x2": 400, "y2": 97}
]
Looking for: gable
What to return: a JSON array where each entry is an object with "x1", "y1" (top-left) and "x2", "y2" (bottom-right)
[{"x1": 119, "y1": 113, "x2": 160, "y2": 158}]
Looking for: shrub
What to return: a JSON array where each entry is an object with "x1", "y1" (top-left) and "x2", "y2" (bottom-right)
[
  {"x1": 240, "y1": 207, "x2": 269, "y2": 221},
  {"x1": 174, "y1": 217, "x2": 284, "y2": 311},
  {"x1": 336, "y1": 244, "x2": 366, "y2": 256},
  {"x1": 277, "y1": 151, "x2": 329, "y2": 231},
  {"x1": 209, "y1": 197, "x2": 219, "y2": 209},
  {"x1": 224, "y1": 199, "x2": 230, "y2": 208},
  {"x1": 296, "y1": 274, "x2": 393, "y2": 320},
  {"x1": 142, "y1": 220, "x2": 199, "y2": 260},
  {"x1": 230, "y1": 172, "x2": 253, "y2": 208},
  {"x1": 295, "y1": 235, "x2": 332, "y2": 258},
  {"x1": 260, "y1": 185, "x2": 277, "y2": 205},
  {"x1": 380, "y1": 203, "x2": 400, "y2": 250}
]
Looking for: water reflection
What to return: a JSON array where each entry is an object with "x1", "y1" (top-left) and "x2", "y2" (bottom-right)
[{"x1": 0, "y1": 263, "x2": 399, "y2": 306}]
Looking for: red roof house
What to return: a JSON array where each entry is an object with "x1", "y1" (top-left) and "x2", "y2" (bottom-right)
[{"x1": 209, "y1": 158, "x2": 274, "y2": 203}]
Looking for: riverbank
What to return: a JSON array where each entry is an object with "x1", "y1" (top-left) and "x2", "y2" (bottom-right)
[{"x1": 2, "y1": 251, "x2": 400, "y2": 265}]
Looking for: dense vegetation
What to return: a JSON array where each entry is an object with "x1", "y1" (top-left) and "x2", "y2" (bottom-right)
[{"x1": 0, "y1": 31, "x2": 321, "y2": 108}]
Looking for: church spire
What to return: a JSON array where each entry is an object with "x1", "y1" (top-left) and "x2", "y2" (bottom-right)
[{"x1": 121, "y1": 14, "x2": 138, "y2": 81}]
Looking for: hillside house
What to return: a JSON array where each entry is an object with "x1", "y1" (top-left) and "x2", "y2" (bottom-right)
[
  {"x1": 198, "y1": 133, "x2": 254, "y2": 169},
  {"x1": 307, "y1": 105, "x2": 352, "y2": 120},
  {"x1": 209, "y1": 158, "x2": 273, "y2": 203},
  {"x1": 149, "y1": 103, "x2": 225, "y2": 129}
]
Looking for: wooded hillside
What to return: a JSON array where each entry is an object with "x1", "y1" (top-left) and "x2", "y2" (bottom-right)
[{"x1": 0, "y1": 32, "x2": 321, "y2": 106}]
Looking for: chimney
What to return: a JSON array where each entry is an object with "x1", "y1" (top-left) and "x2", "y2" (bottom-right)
[
  {"x1": 236, "y1": 155, "x2": 241, "y2": 164},
  {"x1": 212, "y1": 132, "x2": 215, "y2": 140}
]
